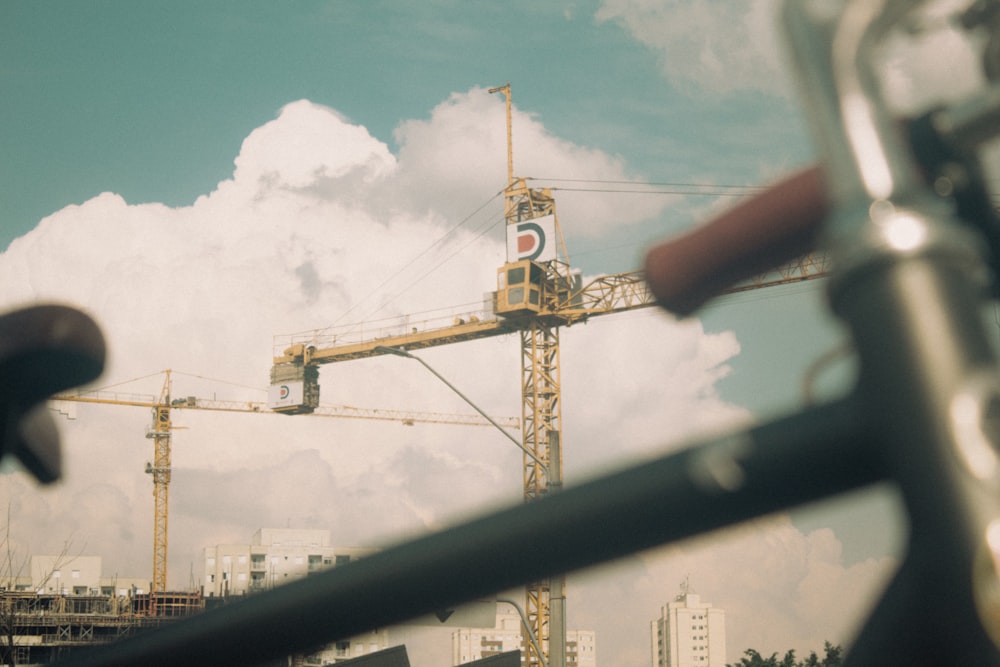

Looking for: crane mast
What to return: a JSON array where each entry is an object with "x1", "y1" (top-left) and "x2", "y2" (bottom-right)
[
  {"x1": 268, "y1": 85, "x2": 829, "y2": 667},
  {"x1": 148, "y1": 373, "x2": 172, "y2": 598},
  {"x1": 490, "y1": 82, "x2": 568, "y2": 667}
]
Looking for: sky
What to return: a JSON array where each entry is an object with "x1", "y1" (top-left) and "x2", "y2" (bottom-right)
[{"x1": 0, "y1": 1, "x2": 989, "y2": 666}]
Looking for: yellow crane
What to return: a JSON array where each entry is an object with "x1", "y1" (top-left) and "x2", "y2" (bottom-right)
[
  {"x1": 51, "y1": 370, "x2": 520, "y2": 605},
  {"x1": 269, "y1": 85, "x2": 827, "y2": 667}
]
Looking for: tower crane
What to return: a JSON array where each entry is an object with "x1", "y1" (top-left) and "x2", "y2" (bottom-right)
[
  {"x1": 50, "y1": 370, "x2": 520, "y2": 607},
  {"x1": 268, "y1": 85, "x2": 828, "y2": 667}
]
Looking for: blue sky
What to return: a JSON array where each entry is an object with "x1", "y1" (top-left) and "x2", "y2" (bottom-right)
[
  {"x1": 7, "y1": 1, "x2": 967, "y2": 664},
  {"x1": 1, "y1": 0, "x2": 829, "y2": 415},
  {"x1": 1, "y1": 1, "x2": 811, "y2": 260}
]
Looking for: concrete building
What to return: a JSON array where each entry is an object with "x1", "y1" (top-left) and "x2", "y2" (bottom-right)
[
  {"x1": 299, "y1": 629, "x2": 392, "y2": 665},
  {"x1": 202, "y1": 527, "x2": 378, "y2": 597},
  {"x1": 651, "y1": 590, "x2": 726, "y2": 667},
  {"x1": 452, "y1": 608, "x2": 596, "y2": 667},
  {"x1": 202, "y1": 528, "x2": 390, "y2": 664},
  {"x1": 0, "y1": 555, "x2": 196, "y2": 664},
  {"x1": 0, "y1": 555, "x2": 147, "y2": 596}
]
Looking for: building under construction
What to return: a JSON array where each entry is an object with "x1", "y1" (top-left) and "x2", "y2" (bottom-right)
[{"x1": 0, "y1": 589, "x2": 203, "y2": 665}]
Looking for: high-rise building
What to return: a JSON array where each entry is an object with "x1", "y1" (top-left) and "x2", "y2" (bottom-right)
[
  {"x1": 650, "y1": 589, "x2": 726, "y2": 667},
  {"x1": 452, "y1": 608, "x2": 596, "y2": 667}
]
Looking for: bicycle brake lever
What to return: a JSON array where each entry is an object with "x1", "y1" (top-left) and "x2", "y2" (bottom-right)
[{"x1": 0, "y1": 304, "x2": 105, "y2": 483}]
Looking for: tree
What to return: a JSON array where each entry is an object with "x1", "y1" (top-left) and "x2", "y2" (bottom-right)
[
  {"x1": 730, "y1": 648, "x2": 779, "y2": 667},
  {"x1": 821, "y1": 641, "x2": 843, "y2": 667},
  {"x1": 0, "y1": 506, "x2": 79, "y2": 667},
  {"x1": 800, "y1": 652, "x2": 820, "y2": 667},
  {"x1": 728, "y1": 644, "x2": 843, "y2": 667}
]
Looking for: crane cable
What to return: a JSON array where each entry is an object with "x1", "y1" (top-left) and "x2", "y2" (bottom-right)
[
  {"x1": 317, "y1": 176, "x2": 824, "y2": 334},
  {"x1": 319, "y1": 189, "x2": 505, "y2": 333}
]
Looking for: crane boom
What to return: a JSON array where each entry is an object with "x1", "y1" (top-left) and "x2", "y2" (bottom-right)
[
  {"x1": 53, "y1": 391, "x2": 520, "y2": 428},
  {"x1": 272, "y1": 258, "x2": 827, "y2": 369},
  {"x1": 269, "y1": 86, "x2": 829, "y2": 667},
  {"x1": 51, "y1": 370, "x2": 519, "y2": 608}
]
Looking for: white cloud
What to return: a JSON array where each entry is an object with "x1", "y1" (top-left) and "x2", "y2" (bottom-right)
[
  {"x1": 0, "y1": 92, "x2": 891, "y2": 665},
  {"x1": 390, "y1": 88, "x2": 671, "y2": 238},
  {"x1": 233, "y1": 100, "x2": 396, "y2": 192},
  {"x1": 595, "y1": 0, "x2": 788, "y2": 97},
  {"x1": 595, "y1": 0, "x2": 984, "y2": 116},
  {"x1": 570, "y1": 517, "x2": 896, "y2": 665}
]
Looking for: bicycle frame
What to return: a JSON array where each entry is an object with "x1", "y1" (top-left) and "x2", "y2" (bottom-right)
[{"x1": 51, "y1": 1, "x2": 1000, "y2": 665}]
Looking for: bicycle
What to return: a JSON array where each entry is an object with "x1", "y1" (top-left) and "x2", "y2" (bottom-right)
[{"x1": 5, "y1": 0, "x2": 1000, "y2": 665}]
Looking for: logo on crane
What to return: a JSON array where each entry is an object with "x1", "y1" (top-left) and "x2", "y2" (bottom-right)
[
  {"x1": 267, "y1": 381, "x2": 304, "y2": 410},
  {"x1": 507, "y1": 215, "x2": 556, "y2": 262}
]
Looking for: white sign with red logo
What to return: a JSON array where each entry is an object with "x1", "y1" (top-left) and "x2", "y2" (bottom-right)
[
  {"x1": 506, "y1": 215, "x2": 556, "y2": 262},
  {"x1": 267, "y1": 381, "x2": 304, "y2": 410}
]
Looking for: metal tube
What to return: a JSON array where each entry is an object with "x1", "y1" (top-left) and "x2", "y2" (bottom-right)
[
  {"x1": 834, "y1": 253, "x2": 1000, "y2": 664},
  {"x1": 548, "y1": 431, "x2": 565, "y2": 667},
  {"x1": 374, "y1": 345, "x2": 548, "y2": 470},
  {"x1": 781, "y1": 0, "x2": 927, "y2": 208},
  {"x1": 497, "y1": 598, "x2": 547, "y2": 667}
]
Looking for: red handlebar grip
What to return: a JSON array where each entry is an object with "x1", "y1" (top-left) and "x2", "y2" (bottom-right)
[{"x1": 643, "y1": 166, "x2": 827, "y2": 316}]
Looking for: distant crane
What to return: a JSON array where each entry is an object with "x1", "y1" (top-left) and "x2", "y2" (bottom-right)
[
  {"x1": 51, "y1": 369, "x2": 520, "y2": 605},
  {"x1": 268, "y1": 85, "x2": 827, "y2": 666}
]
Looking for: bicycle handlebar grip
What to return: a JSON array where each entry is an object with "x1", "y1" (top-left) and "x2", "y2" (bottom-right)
[
  {"x1": 643, "y1": 166, "x2": 827, "y2": 316},
  {"x1": 0, "y1": 304, "x2": 105, "y2": 483}
]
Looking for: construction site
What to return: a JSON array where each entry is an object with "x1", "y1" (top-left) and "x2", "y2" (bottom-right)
[{"x1": 0, "y1": 84, "x2": 828, "y2": 667}]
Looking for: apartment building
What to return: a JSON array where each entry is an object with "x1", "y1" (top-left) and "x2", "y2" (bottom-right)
[
  {"x1": 1, "y1": 555, "x2": 147, "y2": 596},
  {"x1": 650, "y1": 591, "x2": 726, "y2": 667},
  {"x1": 202, "y1": 527, "x2": 378, "y2": 597},
  {"x1": 452, "y1": 608, "x2": 596, "y2": 667}
]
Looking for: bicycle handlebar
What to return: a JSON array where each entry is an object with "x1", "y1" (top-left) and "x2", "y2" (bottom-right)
[{"x1": 644, "y1": 167, "x2": 827, "y2": 316}]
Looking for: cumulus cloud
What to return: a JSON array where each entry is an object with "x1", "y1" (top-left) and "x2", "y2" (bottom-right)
[
  {"x1": 595, "y1": 0, "x2": 984, "y2": 115},
  {"x1": 596, "y1": 0, "x2": 788, "y2": 97},
  {"x1": 570, "y1": 516, "x2": 896, "y2": 664},
  {"x1": 0, "y1": 92, "x2": 891, "y2": 665},
  {"x1": 390, "y1": 88, "x2": 671, "y2": 238},
  {"x1": 233, "y1": 101, "x2": 396, "y2": 192}
]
